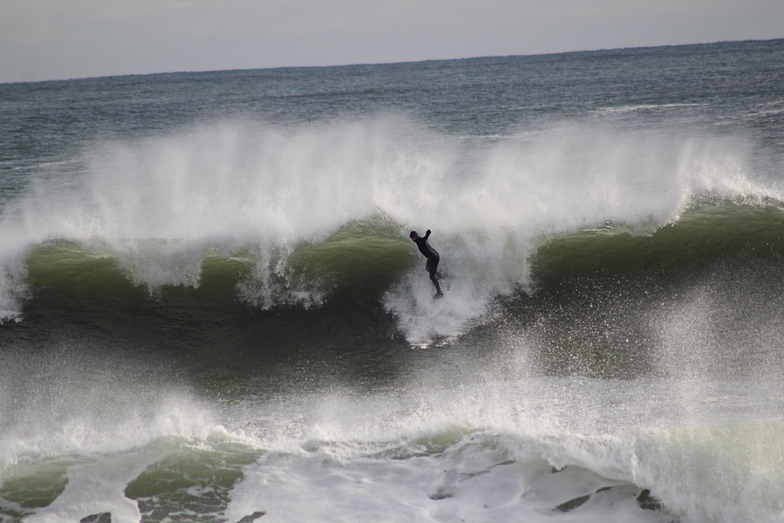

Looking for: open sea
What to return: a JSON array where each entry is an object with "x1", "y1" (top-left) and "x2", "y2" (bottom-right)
[{"x1": 2, "y1": 39, "x2": 784, "y2": 522}]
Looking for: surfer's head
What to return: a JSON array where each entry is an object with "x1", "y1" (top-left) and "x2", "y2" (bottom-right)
[{"x1": 410, "y1": 231, "x2": 418, "y2": 241}]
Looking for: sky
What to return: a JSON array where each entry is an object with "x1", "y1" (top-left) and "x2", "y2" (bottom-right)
[{"x1": 1, "y1": 0, "x2": 783, "y2": 84}]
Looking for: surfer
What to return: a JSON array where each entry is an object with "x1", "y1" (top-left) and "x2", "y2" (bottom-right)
[{"x1": 410, "y1": 229, "x2": 443, "y2": 298}]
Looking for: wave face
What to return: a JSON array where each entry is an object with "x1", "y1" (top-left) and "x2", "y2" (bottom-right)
[
  {"x1": 1, "y1": 117, "x2": 777, "y2": 344},
  {"x1": 2, "y1": 39, "x2": 784, "y2": 523}
]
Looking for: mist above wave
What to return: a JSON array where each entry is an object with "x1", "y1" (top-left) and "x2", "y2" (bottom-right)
[{"x1": 0, "y1": 116, "x2": 772, "y2": 340}]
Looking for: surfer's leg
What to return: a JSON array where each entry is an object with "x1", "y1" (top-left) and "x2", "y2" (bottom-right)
[
  {"x1": 428, "y1": 256, "x2": 442, "y2": 295},
  {"x1": 430, "y1": 270, "x2": 442, "y2": 294},
  {"x1": 429, "y1": 255, "x2": 440, "y2": 274}
]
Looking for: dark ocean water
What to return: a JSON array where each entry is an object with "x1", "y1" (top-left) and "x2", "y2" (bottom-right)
[{"x1": 1, "y1": 40, "x2": 784, "y2": 523}]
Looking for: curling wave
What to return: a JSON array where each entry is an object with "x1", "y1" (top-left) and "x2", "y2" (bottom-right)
[{"x1": 0, "y1": 116, "x2": 779, "y2": 346}]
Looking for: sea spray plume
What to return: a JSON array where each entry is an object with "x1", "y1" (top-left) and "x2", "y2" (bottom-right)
[
  {"x1": 384, "y1": 124, "x2": 771, "y2": 345},
  {"x1": 0, "y1": 117, "x2": 774, "y2": 336},
  {"x1": 77, "y1": 117, "x2": 454, "y2": 292},
  {"x1": 0, "y1": 117, "x2": 448, "y2": 319}
]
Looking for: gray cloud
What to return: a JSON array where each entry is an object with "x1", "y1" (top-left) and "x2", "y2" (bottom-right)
[{"x1": 1, "y1": 0, "x2": 782, "y2": 83}]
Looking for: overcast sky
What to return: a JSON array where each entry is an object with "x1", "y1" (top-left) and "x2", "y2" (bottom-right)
[{"x1": 2, "y1": 0, "x2": 783, "y2": 83}]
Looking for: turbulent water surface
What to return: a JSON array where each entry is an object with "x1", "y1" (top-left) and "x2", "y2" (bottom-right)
[{"x1": 1, "y1": 39, "x2": 784, "y2": 522}]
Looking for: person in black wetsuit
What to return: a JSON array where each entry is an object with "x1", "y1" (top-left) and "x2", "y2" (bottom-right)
[{"x1": 410, "y1": 229, "x2": 443, "y2": 298}]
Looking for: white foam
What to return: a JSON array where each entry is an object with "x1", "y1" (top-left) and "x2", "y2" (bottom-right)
[
  {"x1": 226, "y1": 377, "x2": 781, "y2": 523},
  {"x1": 0, "y1": 368, "x2": 223, "y2": 472},
  {"x1": 22, "y1": 455, "x2": 149, "y2": 523},
  {"x1": 4, "y1": 372, "x2": 784, "y2": 522}
]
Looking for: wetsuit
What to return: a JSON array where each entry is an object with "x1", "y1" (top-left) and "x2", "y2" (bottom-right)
[{"x1": 413, "y1": 230, "x2": 442, "y2": 294}]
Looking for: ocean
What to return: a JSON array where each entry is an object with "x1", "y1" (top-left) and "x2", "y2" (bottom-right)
[{"x1": 1, "y1": 39, "x2": 784, "y2": 522}]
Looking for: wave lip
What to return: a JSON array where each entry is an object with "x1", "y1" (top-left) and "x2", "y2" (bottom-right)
[
  {"x1": 530, "y1": 198, "x2": 784, "y2": 289},
  {"x1": 7, "y1": 198, "x2": 784, "y2": 358}
]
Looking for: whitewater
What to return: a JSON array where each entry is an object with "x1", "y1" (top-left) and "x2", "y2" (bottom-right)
[{"x1": 1, "y1": 39, "x2": 784, "y2": 522}]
